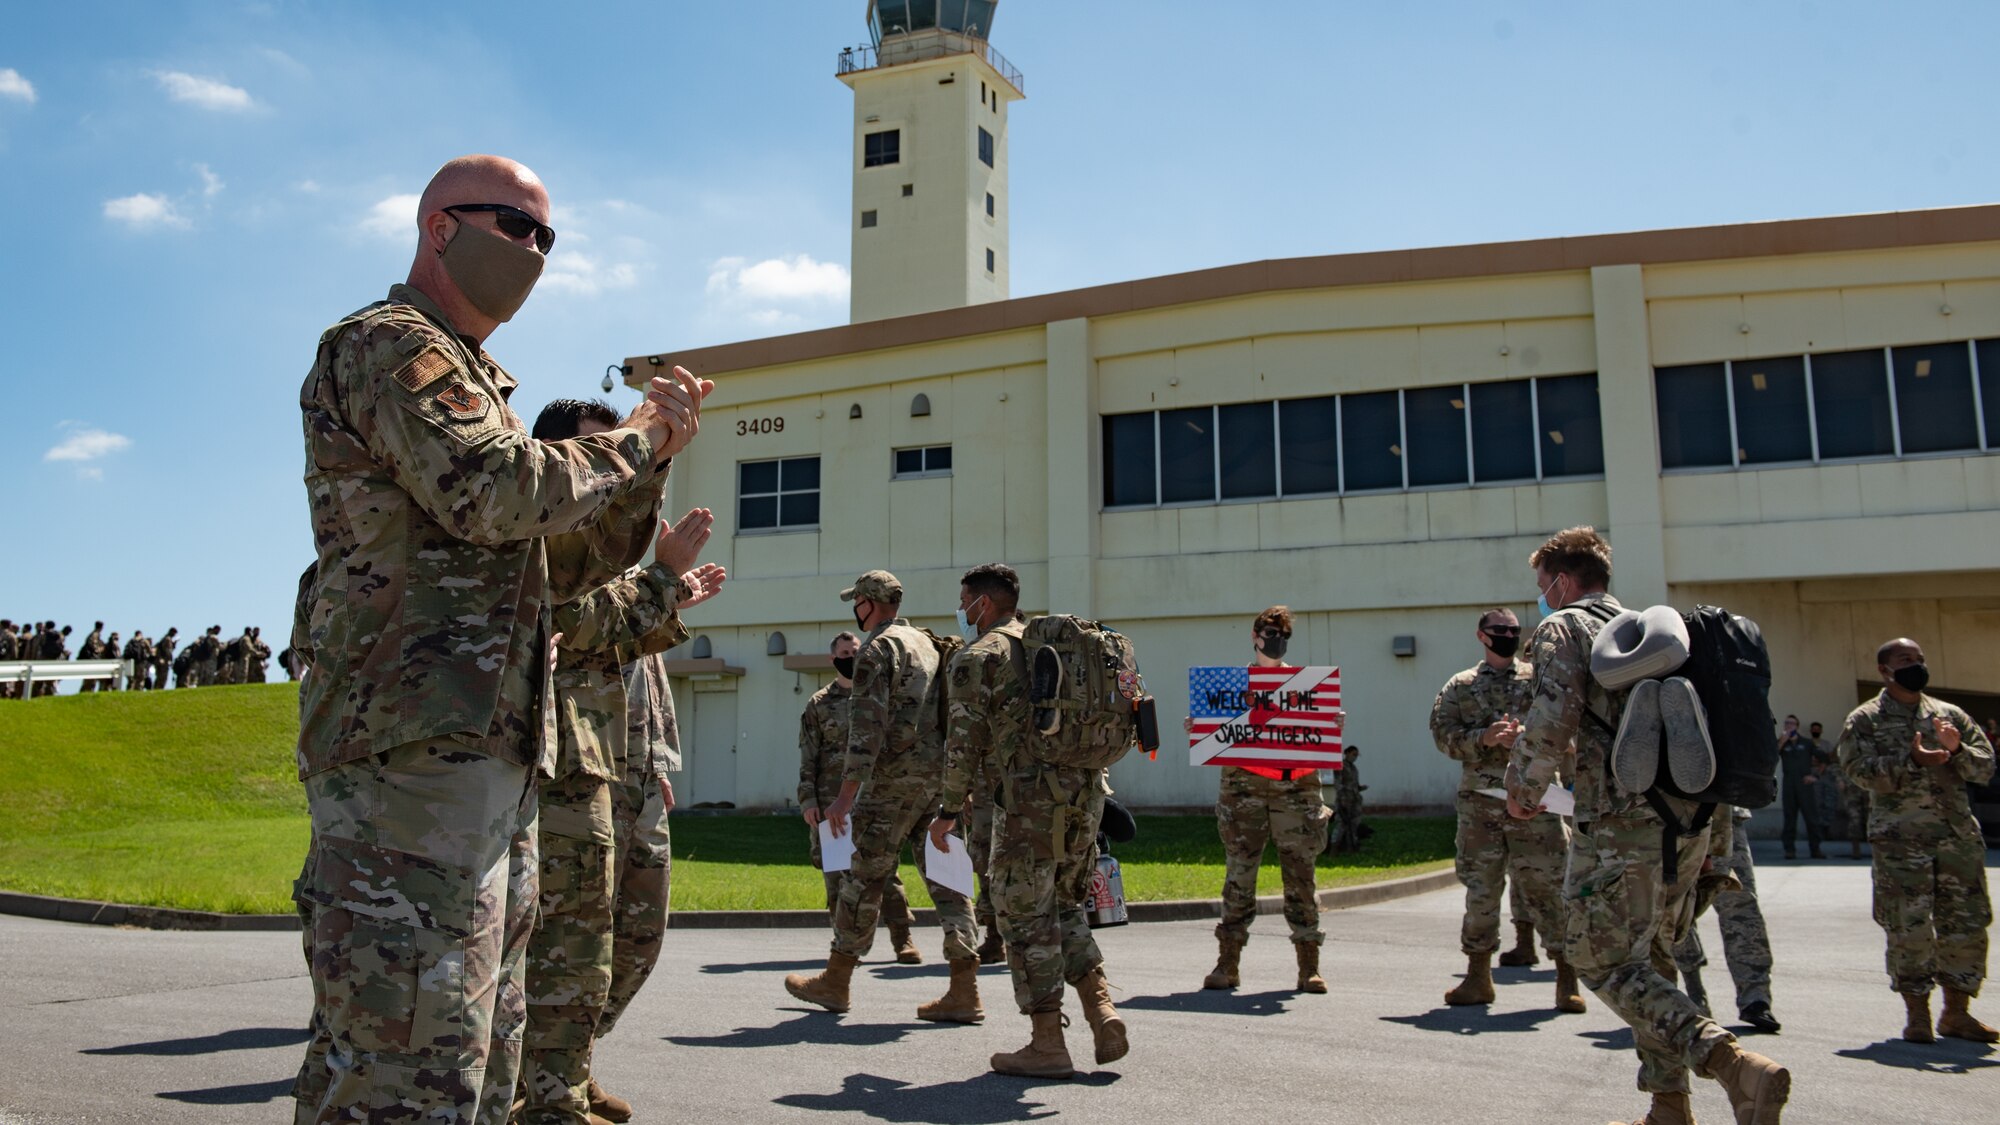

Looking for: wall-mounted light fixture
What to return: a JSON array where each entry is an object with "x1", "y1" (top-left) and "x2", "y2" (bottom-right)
[
  {"x1": 910, "y1": 393, "x2": 931, "y2": 417},
  {"x1": 691, "y1": 635, "x2": 713, "y2": 659},
  {"x1": 767, "y1": 631, "x2": 788, "y2": 656},
  {"x1": 1391, "y1": 635, "x2": 1417, "y2": 658}
]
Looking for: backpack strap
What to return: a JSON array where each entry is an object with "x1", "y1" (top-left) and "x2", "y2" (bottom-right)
[{"x1": 1639, "y1": 792, "x2": 1716, "y2": 885}]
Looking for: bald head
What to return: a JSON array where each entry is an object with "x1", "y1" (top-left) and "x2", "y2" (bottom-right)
[{"x1": 417, "y1": 155, "x2": 549, "y2": 230}]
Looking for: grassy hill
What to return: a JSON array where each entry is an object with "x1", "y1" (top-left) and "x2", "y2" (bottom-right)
[{"x1": 0, "y1": 685, "x2": 1451, "y2": 914}]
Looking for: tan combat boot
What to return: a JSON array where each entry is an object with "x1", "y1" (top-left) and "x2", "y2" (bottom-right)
[
  {"x1": 1939, "y1": 988, "x2": 2000, "y2": 1043},
  {"x1": 1902, "y1": 991, "x2": 1936, "y2": 1043},
  {"x1": 784, "y1": 950, "x2": 860, "y2": 1013},
  {"x1": 977, "y1": 925, "x2": 1006, "y2": 965},
  {"x1": 1444, "y1": 952, "x2": 1495, "y2": 1006},
  {"x1": 1609, "y1": 1090, "x2": 1694, "y2": 1125},
  {"x1": 1498, "y1": 921, "x2": 1539, "y2": 968},
  {"x1": 1554, "y1": 955, "x2": 1588, "y2": 1014},
  {"x1": 586, "y1": 1077, "x2": 632, "y2": 1123},
  {"x1": 1296, "y1": 942, "x2": 1328, "y2": 994},
  {"x1": 990, "y1": 1010, "x2": 1075, "y2": 1078},
  {"x1": 888, "y1": 921, "x2": 923, "y2": 965},
  {"x1": 916, "y1": 958, "x2": 985, "y2": 1023},
  {"x1": 1202, "y1": 935, "x2": 1244, "y2": 990},
  {"x1": 1070, "y1": 966, "x2": 1129, "y2": 1064},
  {"x1": 1703, "y1": 1039, "x2": 1790, "y2": 1125}
]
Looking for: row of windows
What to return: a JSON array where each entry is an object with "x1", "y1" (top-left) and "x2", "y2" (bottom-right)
[
  {"x1": 738, "y1": 447, "x2": 956, "y2": 531},
  {"x1": 1102, "y1": 375, "x2": 1604, "y2": 509},
  {"x1": 861, "y1": 126, "x2": 995, "y2": 170},
  {"x1": 1656, "y1": 339, "x2": 2000, "y2": 470}
]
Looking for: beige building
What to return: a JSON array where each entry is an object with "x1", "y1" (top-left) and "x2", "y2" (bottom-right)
[{"x1": 622, "y1": 204, "x2": 2000, "y2": 811}]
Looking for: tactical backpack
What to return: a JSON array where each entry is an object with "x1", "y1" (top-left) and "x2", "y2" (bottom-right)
[
  {"x1": 1009, "y1": 615, "x2": 1158, "y2": 770},
  {"x1": 915, "y1": 626, "x2": 965, "y2": 741}
]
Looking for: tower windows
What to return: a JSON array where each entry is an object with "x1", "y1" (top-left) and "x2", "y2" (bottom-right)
[
  {"x1": 985, "y1": 192, "x2": 995, "y2": 217},
  {"x1": 864, "y1": 129, "x2": 900, "y2": 167},
  {"x1": 860, "y1": 210, "x2": 877, "y2": 228},
  {"x1": 985, "y1": 248, "x2": 995, "y2": 273},
  {"x1": 902, "y1": 183, "x2": 914, "y2": 197},
  {"x1": 977, "y1": 126, "x2": 994, "y2": 168}
]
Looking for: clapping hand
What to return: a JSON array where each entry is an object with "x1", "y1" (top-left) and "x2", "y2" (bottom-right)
[
  {"x1": 646, "y1": 366, "x2": 712, "y2": 459},
  {"x1": 1912, "y1": 729, "x2": 1951, "y2": 767},
  {"x1": 655, "y1": 508, "x2": 714, "y2": 576},
  {"x1": 678, "y1": 563, "x2": 727, "y2": 609}
]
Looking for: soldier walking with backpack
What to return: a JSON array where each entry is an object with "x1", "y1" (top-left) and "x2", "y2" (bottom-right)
[
  {"x1": 786, "y1": 570, "x2": 983, "y2": 1023},
  {"x1": 1508, "y1": 527, "x2": 1789, "y2": 1125},
  {"x1": 1197, "y1": 606, "x2": 1338, "y2": 995},
  {"x1": 1837, "y1": 637, "x2": 1997, "y2": 1045},
  {"x1": 929, "y1": 563, "x2": 1129, "y2": 1078}
]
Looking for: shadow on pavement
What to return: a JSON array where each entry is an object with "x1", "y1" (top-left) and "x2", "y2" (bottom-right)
[
  {"x1": 1380, "y1": 1005, "x2": 1564, "y2": 1035},
  {"x1": 699, "y1": 959, "x2": 831, "y2": 975},
  {"x1": 1578, "y1": 1027, "x2": 1636, "y2": 1052},
  {"x1": 667, "y1": 1011, "x2": 942, "y2": 1049},
  {"x1": 773, "y1": 1070, "x2": 1116, "y2": 1123},
  {"x1": 1835, "y1": 1038, "x2": 2000, "y2": 1074},
  {"x1": 156, "y1": 1078, "x2": 296, "y2": 1105},
  {"x1": 1116, "y1": 988, "x2": 1294, "y2": 1017},
  {"x1": 84, "y1": 1026, "x2": 311, "y2": 1056}
]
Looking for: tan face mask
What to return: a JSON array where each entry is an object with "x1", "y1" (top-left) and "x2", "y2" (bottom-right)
[{"x1": 439, "y1": 217, "x2": 545, "y2": 322}]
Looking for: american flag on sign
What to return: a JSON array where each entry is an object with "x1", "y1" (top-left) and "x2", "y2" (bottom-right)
[{"x1": 1188, "y1": 665, "x2": 1343, "y2": 770}]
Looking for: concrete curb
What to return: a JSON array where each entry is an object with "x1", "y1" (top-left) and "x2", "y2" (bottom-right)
[{"x1": 0, "y1": 866, "x2": 1459, "y2": 933}]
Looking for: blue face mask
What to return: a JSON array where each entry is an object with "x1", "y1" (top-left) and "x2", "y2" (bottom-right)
[
  {"x1": 956, "y1": 597, "x2": 987, "y2": 643},
  {"x1": 1536, "y1": 575, "x2": 1563, "y2": 621}
]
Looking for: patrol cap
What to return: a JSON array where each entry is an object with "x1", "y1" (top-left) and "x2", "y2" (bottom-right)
[{"x1": 840, "y1": 569, "x2": 903, "y2": 603}]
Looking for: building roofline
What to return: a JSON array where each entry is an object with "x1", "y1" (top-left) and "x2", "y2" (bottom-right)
[{"x1": 624, "y1": 203, "x2": 2000, "y2": 380}]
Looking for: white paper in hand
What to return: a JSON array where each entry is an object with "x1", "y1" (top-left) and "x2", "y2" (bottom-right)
[
  {"x1": 923, "y1": 834, "x2": 978, "y2": 898},
  {"x1": 817, "y1": 820, "x2": 855, "y2": 873},
  {"x1": 1475, "y1": 786, "x2": 1577, "y2": 818}
]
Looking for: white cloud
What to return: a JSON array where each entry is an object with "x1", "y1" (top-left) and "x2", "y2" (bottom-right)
[
  {"x1": 0, "y1": 68, "x2": 34, "y2": 104},
  {"x1": 45, "y1": 426, "x2": 132, "y2": 463},
  {"x1": 540, "y1": 250, "x2": 639, "y2": 297},
  {"x1": 196, "y1": 163, "x2": 223, "y2": 197},
  {"x1": 294, "y1": 179, "x2": 321, "y2": 193},
  {"x1": 103, "y1": 193, "x2": 190, "y2": 229},
  {"x1": 78, "y1": 466, "x2": 104, "y2": 482},
  {"x1": 360, "y1": 193, "x2": 418, "y2": 241},
  {"x1": 706, "y1": 254, "x2": 849, "y2": 303},
  {"x1": 152, "y1": 70, "x2": 254, "y2": 112}
]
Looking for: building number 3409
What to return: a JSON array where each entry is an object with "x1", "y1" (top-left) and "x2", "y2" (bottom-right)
[{"x1": 736, "y1": 417, "x2": 785, "y2": 436}]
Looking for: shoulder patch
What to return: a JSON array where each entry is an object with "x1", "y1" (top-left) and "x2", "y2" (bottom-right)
[
  {"x1": 395, "y1": 345, "x2": 456, "y2": 393},
  {"x1": 436, "y1": 380, "x2": 488, "y2": 420}
]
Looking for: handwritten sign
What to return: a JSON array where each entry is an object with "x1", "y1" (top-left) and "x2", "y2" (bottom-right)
[{"x1": 1188, "y1": 665, "x2": 1343, "y2": 770}]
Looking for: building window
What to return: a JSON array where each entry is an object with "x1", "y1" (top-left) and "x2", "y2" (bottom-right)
[
  {"x1": 1102, "y1": 413, "x2": 1157, "y2": 507},
  {"x1": 738, "y1": 457, "x2": 820, "y2": 532},
  {"x1": 901, "y1": 183, "x2": 914, "y2": 197},
  {"x1": 1730, "y1": 356, "x2": 1811, "y2": 464},
  {"x1": 985, "y1": 248, "x2": 995, "y2": 273},
  {"x1": 1404, "y1": 385, "x2": 1469, "y2": 488},
  {"x1": 1469, "y1": 379, "x2": 1537, "y2": 482},
  {"x1": 860, "y1": 210, "x2": 878, "y2": 228},
  {"x1": 1893, "y1": 342, "x2": 1978, "y2": 454},
  {"x1": 1277, "y1": 396, "x2": 1339, "y2": 495},
  {"x1": 1218, "y1": 402, "x2": 1278, "y2": 500},
  {"x1": 977, "y1": 126, "x2": 994, "y2": 167},
  {"x1": 1654, "y1": 364, "x2": 1732, "y2": 469},
  {"x1": 1158, "y1": 406, "x2": 1216, "y2": 504},
  {"x1": 893, "y1": 445, "x2": 953, "y2": 478},
  {"x1": 1534, "y1": 373, "x2": 1604, "y2": 478},
  {"x1": 1339, "y1": 390, "x2": 1403, "y2": 492},
  {"x1": 1979, "y1": 339, "x2": 2000, "y2": 450},
  {"x1": 985, "y1": 192, "x2": 995, "y2": 217},
  {"x1": 1811, "y1": 348, "x2": 1895, "y2": 460},
  {"x1": 864, "y1": 129, "x2": 900, "y2": 167}
]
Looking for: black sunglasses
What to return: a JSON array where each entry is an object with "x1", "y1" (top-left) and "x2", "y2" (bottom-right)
[
  {"x1": 1481, "y1": 624, "x2": 1521, "y2": 637},
  {"x1": 445, "y1": 203, "x2": 555, "y2": 254},
  {"x1": 1256, "y1": 626, "x2": 1290, "y2": 639}
]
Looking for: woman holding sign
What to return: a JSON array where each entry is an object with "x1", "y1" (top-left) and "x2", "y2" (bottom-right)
[{"x1": 1189, "y1": 606, "x2": 1343, "y2": 994}]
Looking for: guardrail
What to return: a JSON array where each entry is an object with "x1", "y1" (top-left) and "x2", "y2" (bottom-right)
[
  {"x1": 0, "y1": 659, "x2": 133, "y2": 692},
  {"x1": 837, "y1": 34, "x2": 1024, "y2": 94}
]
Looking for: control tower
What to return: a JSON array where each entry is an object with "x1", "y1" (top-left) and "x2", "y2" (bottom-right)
[{"x1": 837, "y1": 1, "x2": 1023, "y2": 324}]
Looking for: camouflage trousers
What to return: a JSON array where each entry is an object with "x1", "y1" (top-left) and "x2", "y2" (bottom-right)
[
  {"x1": 1844, "y1": 786, "x2": 1871, "y2": 843},
  {"x1": 967, "y1": 783, "x2": 997, "y2": 933},
  {"x1": 811, "y1": 820, "x2": 914, "y2": 929},
  {"x1": 293, "y1": 740, "x2": 536, "y2": 1125},
  {"x1": 598, "y1": 768, "x2": 671, "y2": 1037},
  {"x1": 1567, "y1": 811, "x2": 1734, "y2": 1095},
  {"x1": 991, "y1": 765, "x2": 1106, "y2": 1014},
  {"x1": 1672, "y1": 819, "x2": 1772, "y2": 1010},
  {"x1": 519, "y1": 772, "x2": 616, "y2": 1125},
  {"x1": 1454, "y1": 792, "x2": 1569, "y2": 957},
  {"x1": 831, "y1": 790, "x2": 977, "y2": 962},
  {"x1": 1216, "y1": 767, "x2": 1330, "y2": 945},
  {"x1": 1871, "y1": 832, "x2": 1991, "y2": 996}
]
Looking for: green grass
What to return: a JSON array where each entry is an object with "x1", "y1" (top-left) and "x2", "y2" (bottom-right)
[{"x1": 0, "y1": 685, "x2": 1452, "y2": 913}]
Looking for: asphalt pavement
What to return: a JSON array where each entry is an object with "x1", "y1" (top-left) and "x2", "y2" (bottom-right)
[{"x1": 1, "y1": 842, "x2": 1993, "y2": 1124}]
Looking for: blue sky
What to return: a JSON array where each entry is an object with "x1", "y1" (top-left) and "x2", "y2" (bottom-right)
[{"x1": 1, "y1": 0, "x2": 1995, "y2": 654}]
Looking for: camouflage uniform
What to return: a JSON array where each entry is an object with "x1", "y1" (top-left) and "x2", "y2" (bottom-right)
[
  {"x1": 292, "y1": 283, "x2": 665, "y2": 1125},
  {"x1": 1330, "y1": 760, "x2": 1367, "y2": 853},
  {"x1": 521, "y1": 558, "x2": 687, "y2": 1124},
  {"x1": 1838, "y1": 691, "x2": 1996, "y2": 997},
  {"x1": 249, "y1": 632, "x2": 272, "y2": 683},
  {"x1": 1216, "y1": 766, "x2": 1330, "y2": 946},
  {"x1": 190, "y1": 631, "x2": 220, "y2": 687},
  {"x1": 600, "y1": 645, "x2": 685, "y2": 1037},
  {"x1": 151, "y1": 633, "x2": 176, "y2": 692},
  {"x1": 1429, "y1": 657, "x2": 1569, "y2": 958},
  {"x1": 0, "y1": 623, "x2": 16, "y2": 700},
  {"x1": 941, "y1": 618, "x2": 1106, "y2": 1013},
  {"x1": 1672, "y1": 806, "x2": 1773, "y2": 1011},
  {"x1": 1509, "y1": 592, "x2": 1735, "y2": 1096},
  {"x1": 799, "y1": 680, "x2": 915, "y2": 924},
  {"x1": 76, "y1": 628, "x2": 106, "y2": 692},
  {"x1": 122, "y1": 634, "x2": 154, "y2": 691},
  {"x1": 830, "y1": 616, "x2": 977, "y2": 963}
]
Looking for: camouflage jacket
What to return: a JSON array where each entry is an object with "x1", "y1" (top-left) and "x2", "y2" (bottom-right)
[
  {"x1": 939, "y1": 619, "x2": 1031, "y2": 817},
  {"x1": 552, "y1": 557, "x2": 688, "y2": 780},
  {"x1": 78, "y1": 630, "x2": 106, "y2": 659},
  {"x1": 1838, "y1": 690, "x2": 1995, "y2": 844},
  {"x1": 1510, "y1": 592, "x2": 1651, "y2": 825},
  {"x1": 798, "y1": 681, "x2": 852, "y2": 812},
  {"x1": 40, "y1": 631, "x2": 66, "y2": 660},
  {"x1": 0, "y1": 627, "x2": 16, "y2": 660},
  {"x1": 297, "y1": 283, "x2": 666, "y2": 779},
  {"x1": 1430, "y1": 657, "x2": 1535, "y2": 796},
  {"x1": 623, "y1": 649, "x2": 683, "y2": 781},
  {"x1": 842, "y1": 618, "x2": 942, "y2": 792},
  {"x1": 122, "y1": 637, "x2": 153, "y2": 663},
  {"x1": 152, "y1": 636, "x2": 176, "y2": 665}
]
